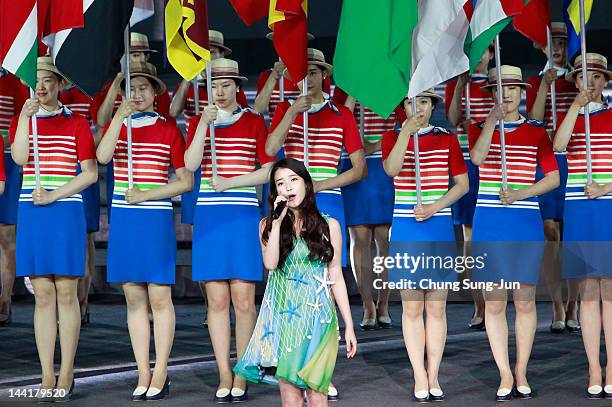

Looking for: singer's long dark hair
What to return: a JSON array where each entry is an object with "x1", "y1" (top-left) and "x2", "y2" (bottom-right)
[{"x1": 262, "y1": 158, "x2": 334, "y2": 269}]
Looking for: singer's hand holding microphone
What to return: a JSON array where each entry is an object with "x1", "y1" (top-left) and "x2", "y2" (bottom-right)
[{"x1": 272, "y1": 195, "x2": 289, "y2": 222}]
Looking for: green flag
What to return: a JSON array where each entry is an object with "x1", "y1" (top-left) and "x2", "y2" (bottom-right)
[{"x1": 333, "y1": 0, "x2": 418, "y2": 119}]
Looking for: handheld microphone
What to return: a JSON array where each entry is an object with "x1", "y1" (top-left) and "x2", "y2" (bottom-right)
[{"x1": 272, "y1": 199, "x2": 287, "y2": 220}]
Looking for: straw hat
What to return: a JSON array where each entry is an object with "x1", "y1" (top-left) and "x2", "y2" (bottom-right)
[
  {"x1": 404, "y1": 88, "x2": 443, "y2": 104},
  {"x1": 122, "y1": 62, "x2": 167, "y2": 95},
  {"x1": 566, "y1": 53, "x2": 612, "y2": 82},
  {"x1": 209, "y1": 58, "x2": 248, "y2": 82},
  {"x1": 551, "y1": 22, "x2": 568, "y2": 39},
  {"x1": 130, "y1": 32, "x2": 157, "y2": 53},
  {"x1": 481, "y1": 65, "x2": 531, "y2": 91},
  {"x1": 37, "y1": 56, "x2": 64, "y2": 78},
  {"x1": 266, "y1": 32, "x2": 315, "y2": 41},
  {"x1": 209, "y1": 30, "x2": 232, "y2": 55},
  {"x1": 307, "y1": 48, "x2": 332, "y2": 75}
]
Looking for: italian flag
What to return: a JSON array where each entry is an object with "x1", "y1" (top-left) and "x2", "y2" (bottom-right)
[
  {"x1": 464, "y1": 0, "x2": 525, "y2": 72},
  {"x1": 0, "y1": 0, "x2": 38, "y2": 89}
]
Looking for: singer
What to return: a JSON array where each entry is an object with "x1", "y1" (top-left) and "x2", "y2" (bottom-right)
[{"x1": 234, "y1": 158, "x2": 357, "y2": 407}]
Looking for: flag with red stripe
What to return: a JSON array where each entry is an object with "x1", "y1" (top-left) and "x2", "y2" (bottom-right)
[
  {"x1": 513, "y1": 0, "x2": 550, "y2": 48},
  {"x1": 269, "y1": 0, "x2": 307, "y2": 83}
]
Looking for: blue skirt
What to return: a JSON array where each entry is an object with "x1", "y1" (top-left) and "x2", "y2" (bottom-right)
[
  {"x1": 77, "y1": 165, "x2": 100, "y2": 233},
  {"x1": 390, "y1": 214, "x2": 457, "y2": 284},
  {"x1": 192, "y1": 195, "x2": 263, "y2": 281},
  {"x1": 107, "y1": 207, "x2": 176, "y2": 284},
  {"x1": 181, "y1": 167, "x2": 201, "y2": 225},
  {"x1": 451, "y1": 160, "x2": 479, "y2": 225},
  {"x1": 339, "y1": 155, "x2": 394, "y2": 226},
  {"x1": 536, "y1": 155, "x2": 567, "y2": 221},
  {"x1": 315, "y1": 191, "x2": 347, "y2": 267},
  {"x1": 472, "y1": 206, "x2": 544, "y2": 285},
  {"x1": 562, "y1": 198, "x2": 612, "y2": 279},
  {"x1": 16, "y1": 198, "x2": 86, "y2": 277},
  {"x1": 0, "y1": 153, "x2": 21, "y2": 225}
]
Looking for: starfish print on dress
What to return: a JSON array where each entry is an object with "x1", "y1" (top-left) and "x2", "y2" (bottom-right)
[
  {"x1": 287, "y1": 270, "x2": 309, "y2": 289},
  {"x1": 280, "y1": 300, "x2": 302, "y2": 323},
  {"x1": 306, "y1": 297, "x2": 323, "y2": 314},
  {"x1": 260, "y1": 323, "x2": 274, "y2": 341},
  {"x1": 314, "y1": 268, "x2": 335, "y2": 298}
]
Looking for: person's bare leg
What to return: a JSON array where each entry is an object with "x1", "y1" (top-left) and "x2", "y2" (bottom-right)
[
  {"x1": 425, "y1": 289, "x2": 448, "y2": 391},
  {"x1": 601, "y1": 278, "x2": 612, "y2": 389},
  {"x1": 30, "y1": 276, "x2": 58, "y2": 388},
  {"x1": 463, "y1": 225, "x2": 484, "y2": 325},
  {"x1": 199, "y1": 281, "x2": 208, "y2": 324},
  {"x1": 124, "y1": 283, "x2": 152, "y2": 390},
  {"x1": 401, "y1": 289, "x2": 428, "y2": 396},
  {"x1": 373, "y1": 224, "x2": 391, "y2": 320},
  {"x1": 206, "y1": 281, "x2": 233, "y2": 392},
  {"x1": 0, "y1": 224, "x2": 16, "y2": 319},
  {"x1": 349, "y1": 225, "x2": 375, "y2": 324},
  {"x1": 148, "y1": 283, "x2": 175, "y2": 390},
  {"x1": 54, "y1": 277, "x2": 81, "y2": 390},
  {"x1": 579, "y1": 278, "x2": 603, "y2": 390},
  {"x1": 542, "y1": 221, "x2": 565, "y2": 326},
  {"x1": 77, "y1": 233, "x2": 95, "y2": 319},
  {"x1": 279, "y1": 379, "x2": 306, "y2": 407},
  {"x1": 229, "y1": 280, "x2": 257, "y2": 391},
  {"x1": 513, "y1": 285, "x2": 537, "y2": 390},
  {"x1": 484, "y1": 287, "x2": 513, "y2": 393},
  {"x1": 305, "y1": 386, "x2": 328, "y2": 407}
]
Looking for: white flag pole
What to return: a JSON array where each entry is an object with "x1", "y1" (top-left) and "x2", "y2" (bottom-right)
[
  {"x1": 579, "y1": 0, "x2": 593, "y2": 183},
  {"x1": 206, "y1": 63, "x2": 217, "y2": 178},
  {"x1": 193, "y1": 78, "x2": 200, "y2": 115},
  {"x1": 279, "y1": 58, "x2": 285, "y2": 102},
  {"x1": 412, "y1": 96, "x2": 423, "y2": 207},
  {"x1": 465, "y1": 79, "x2": 472, "y2": 120},
  {"x1": 123, "y1": 26, "x2": 134, "y2": 189},
  {"x1": 546, "y1": 26, "x2": 558, "y2": 131},
  {"x1": 494, "y1": 35, "x2": 508, "y2": 191},
  {"x1": 29, "y1": 88, "x2": 41, "y2": 190},
  {"x1": 302, "y1": 76, "x2": 309, "y2": 168}
]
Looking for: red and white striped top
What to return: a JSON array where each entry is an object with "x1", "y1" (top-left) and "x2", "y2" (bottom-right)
[
  {"x1": 60, "y1": 86, "x2": 94, "y2": 125},
  {"x1": 187, "y1": 109, "x2": 273, "y2": 206},
  {"x1": 270, "y1": 100, "x2": 363, "y2": 195},
  {"x1": 0, "y1": 71, "x2": 29, "y2": 152},
  {"x1": 102, "y1": 113, "x2": 185, "y2": 211},
  {"x1": 0, "y1": 137, "x2": 5, "y2": 181},
  {"x1": 381, "y1": 126, "x2": 467, "y2": 218},
  {"x1": 562, "y1": 104, "x2": 612, "y2": 201},
  {"x1": 9, "y1": 108, "x2": 95, "y2": 202},
  {"x1": 445, "y1": 74, "x2": 495, "y2": 159},
  {"x1": 333, "y1": 87, "x2": 397, "y2": 158},
  {"x1": 91, "y1": 82, "x2": 175, "y2": 127},
  {"x1": 527, "y1": 72, "x2": 578, "y2": 154},
  {"x1": 468, "y1": 119, "x2": 558, "y2": 210},
  {"x1": 174, "y1": 82, "x2": 248, "y2": 126}
]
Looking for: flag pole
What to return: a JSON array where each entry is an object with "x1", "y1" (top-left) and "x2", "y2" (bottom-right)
[
  {"x1": 546, "y1": 26, "x2": 558, "y2": 131},
  {"x1": 279, "y1": 58, "x2": 285, "y2": 102},
  {"x1": 123, "y1": 26, "x2": 134, "y2": 189},
  {"x1": 465, "y1": 79, "x2": 471, "y2": 120},
  {"x1": 193, "y1": 78, "x2": 200, "y2": 116},
  {"x1": 29, "y1": 88, "x2": 41, "y2": 190},
  {"x1": 302, "y1": 76, "x2": 309, "y2": 168},
  {"x1": 579, "y1": 0, "x2": 593, "y2": 183},
  {"x1": 359, "y1": 102, "x2": 365, "y2": 142},
  {"x1": 494, "y1": 35, "x2": 508, "y2": 191},
  {"x1": 206, "y1": 63, "x2": 218, "y2": 178},
  {"x1": 412, "y1": 96, "x2": 422, "y2": 207}
]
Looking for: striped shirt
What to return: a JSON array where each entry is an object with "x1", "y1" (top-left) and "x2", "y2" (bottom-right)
[
  {"x1": 102, "y1": 112, "x2": 185, "y2": 211},
  {"x1": 174, "y1": 82, "x2": 248, "y2": 125},
  {"x1": 9, "y1": 107, "x2": 95, "y2": 203},
  {"x1": 91, "y1": 82, "x2": 175, "y2": 127},
  {"x1": 445, "y1": 74, "x2": 495, "y2": 160},
  {"x1": 527, "y1": 69, "x2": 578, "y2": 154},
  {"x1": 468, "y1": 118, "x2": 558, "y2": 210},
  {"x1": 60, "y1": 86, "x2": 94, "y2": 125},
  {"x1": 270, "y1": 100, "x2": 363, "y2": 195},
  {"x1": 0, "y1": 71, "x2": 29, "y2": 152},
  {"x1": 563, "y1": 104, "x2": 612, "y2": 201},
  {"x1": 381, "y1": 126, "x2": 467, "y2": 218},
  {"x1": 256, "y1": 70, "x2": 332, "y2": 119},
  {"x1": 187, "y1": 109, "x2": 273, "y2": 207},
  {"x1": 333, "y1": 87, "x2": 397, "y2": 159}
]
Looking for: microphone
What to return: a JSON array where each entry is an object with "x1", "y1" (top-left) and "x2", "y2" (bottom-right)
[{"x1": 272, "y1": 199, "x2": 287, "y2": 220}]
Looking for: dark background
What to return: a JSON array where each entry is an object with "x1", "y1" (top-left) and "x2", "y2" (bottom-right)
[{"x1": 136, "y1": 0, "x2": 612, "y2": 85}]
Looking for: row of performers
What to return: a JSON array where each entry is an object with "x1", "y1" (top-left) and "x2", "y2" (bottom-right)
[{"x1": 0, "y1": 25, "x2": 611, "y2": 403}]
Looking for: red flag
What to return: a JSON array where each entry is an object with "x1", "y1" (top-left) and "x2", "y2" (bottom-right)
[
  {"x1": 269, "y1": 0, "x2": 307, "y2": 83},
  {"x1": 513, "y1": 0, "x2": 550, "y2": 49},
  {"x1": 39, "y1": 0, "x2": 85, "y2": 55},
  {"x1": 229, "y1": 0, "x2": 269, "y2": 26}
]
